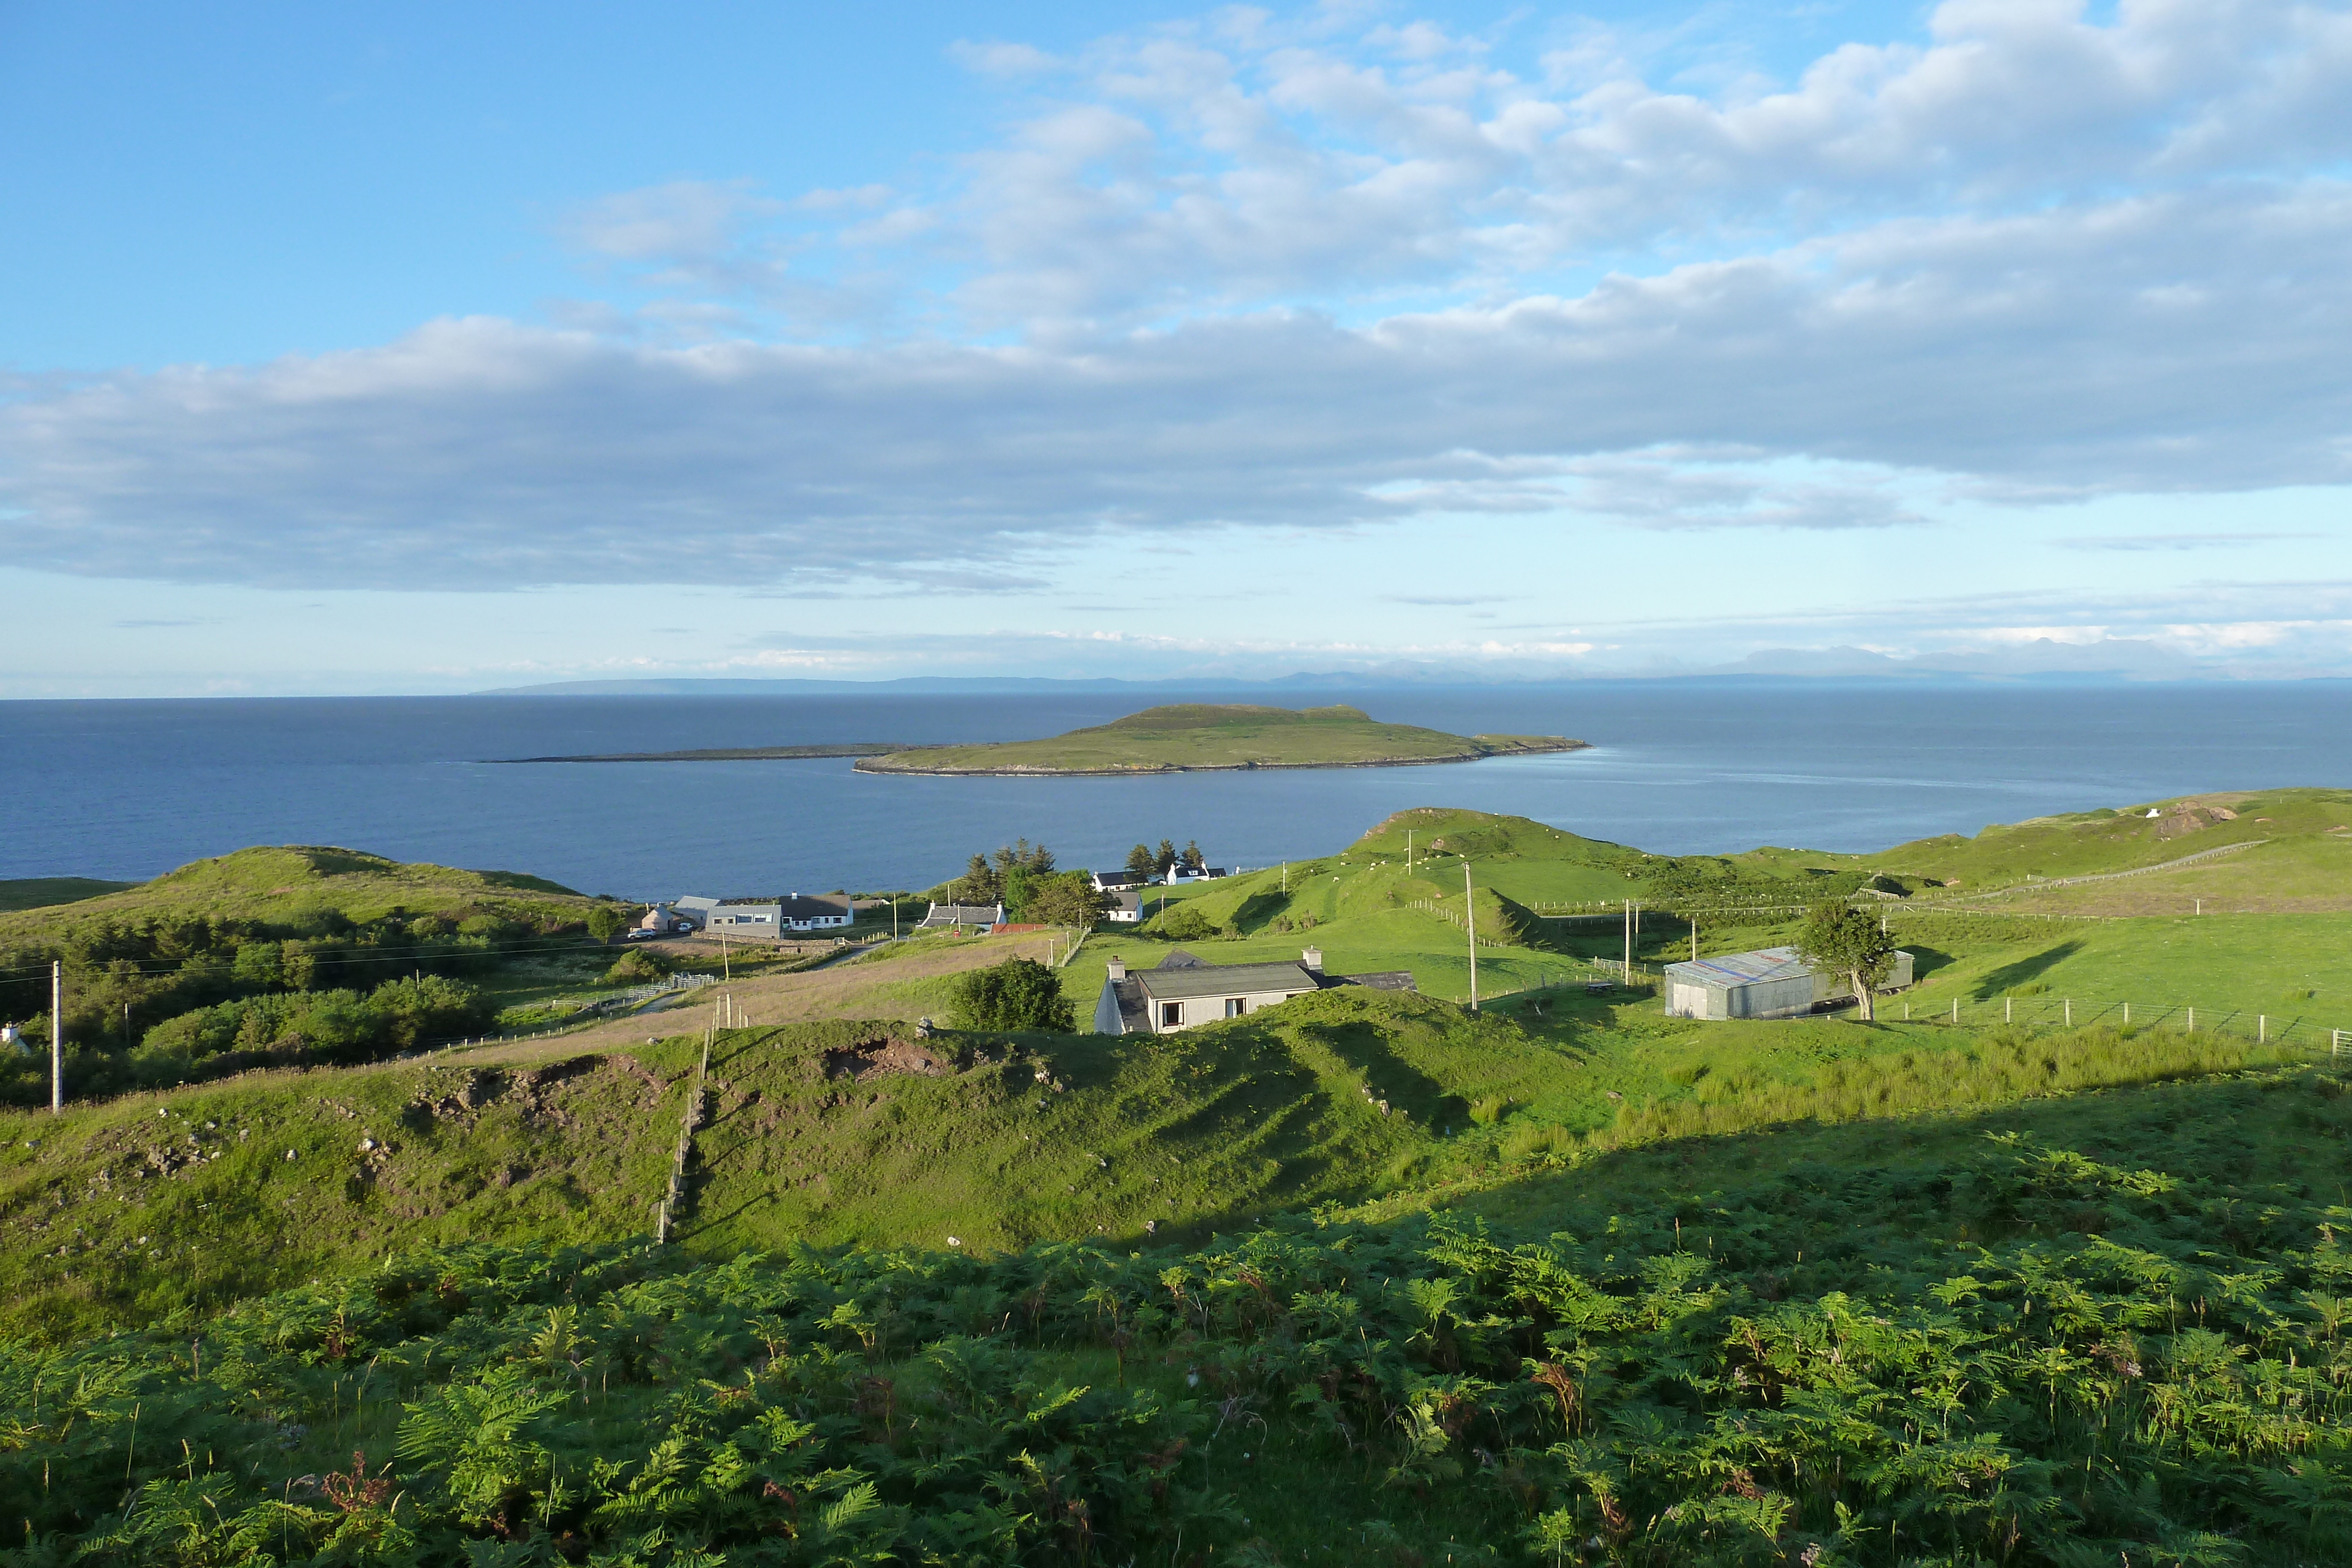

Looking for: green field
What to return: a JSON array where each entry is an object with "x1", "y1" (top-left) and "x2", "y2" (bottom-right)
[{"x1": 854, "y1": 703, "x2": 1583, "y2": 774}]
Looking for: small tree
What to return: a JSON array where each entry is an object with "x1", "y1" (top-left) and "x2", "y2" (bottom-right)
[
  {"x1": 1027, "y1": 872, "x2": 1111, "y2": 930},
  {"x1": 1180, "y1": 840, "x2": 1206, "y2": 874},
  {"x1": 586, "y1": 905, "x2": 630, "y2": 944},
  {"x1": 1125, "y1": 843, "x2": 1157, "y2": 881},
  {"x1": 951, "y1": 957, "x2": 1075, "y2": 1032},
  {"x1": 956, "y1": 854, "x2": 1000, "y2": 905},
  {"x1": 1154, "y1": 839, "x2": 1178, "y2": 878},
  {"x1": 1795, "y1": 901, "x2": 1897, "y2": 1021}
]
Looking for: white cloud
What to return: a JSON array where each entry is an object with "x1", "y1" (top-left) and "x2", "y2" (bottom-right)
[
  {"x1": 558, "y1": 179, "x2": 784, "y2": 264},
  {"x1": 5, "y1": 0, "x2": 2352, "y2": 620}
]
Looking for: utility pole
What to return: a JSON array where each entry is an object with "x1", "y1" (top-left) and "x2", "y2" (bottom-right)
[
  {"x1": 721, "y1": 934, "x2": 730, "y2": 983},
  {"x1": 1463, "y1": 864, "x2": 1478, "y2": 1011},
  {"x1": 51, "y1": 961, "x2": 63, "y2": 1116},
  {"x1": 1690, "y1": 921, "x2": 1698, "y2": 962},
  {"x1": 1406, "y1": 831, "x2": 1413, "y2": 872}
]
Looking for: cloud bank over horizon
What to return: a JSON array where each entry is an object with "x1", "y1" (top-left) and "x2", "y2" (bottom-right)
[{"x1": 3, "y1": 0, "x2": 2351, "y2": 691}]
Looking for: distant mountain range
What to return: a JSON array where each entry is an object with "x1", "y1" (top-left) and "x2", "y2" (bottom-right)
[{"x1": 475, "y1": 638, "x2": 2293, "y2": 696}]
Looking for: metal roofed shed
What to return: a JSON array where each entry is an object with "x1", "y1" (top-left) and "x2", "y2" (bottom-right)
[{"x1": 1663, "y1": 945, "x2": 1914, "y2": 1021}]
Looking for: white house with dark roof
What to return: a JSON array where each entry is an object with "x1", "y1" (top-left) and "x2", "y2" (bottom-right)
[
  {"x1": 1092, "y1": 947, "x2": 1416, "y2": 1035},
  {"x1": 671, "y1": 894, "x2": 854, "y2": 935}
]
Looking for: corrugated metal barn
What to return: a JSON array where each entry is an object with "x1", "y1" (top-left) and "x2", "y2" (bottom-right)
[{"x1": 1663, "y1": 945, "x2": 1914, "y2": 1021}]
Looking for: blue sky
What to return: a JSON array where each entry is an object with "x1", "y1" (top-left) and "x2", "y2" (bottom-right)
[{"x1": 4, "y1": 0, "x2": 2350, "y2": 695}]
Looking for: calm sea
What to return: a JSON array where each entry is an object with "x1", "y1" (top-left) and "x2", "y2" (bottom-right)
[{"x1": 3, "y1": 683, "x2": 2347, "y2": 898}]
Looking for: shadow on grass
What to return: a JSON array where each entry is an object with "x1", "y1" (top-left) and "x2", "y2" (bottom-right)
[
  {"x1": 1973, "y1": 940, "x2": 2087, "y2": 998},
  {"x1": 1450, "y1": 1057, "x2": 2350, "y2": 1244}
]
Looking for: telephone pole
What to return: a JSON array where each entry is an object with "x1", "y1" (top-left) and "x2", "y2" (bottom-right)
[
  {"x1": 51, "y1": 961, "x2": 63, "y2": 1116},
  {"x1": 1463, "y1": 864, "x2": 1478, "y2": 1011}
]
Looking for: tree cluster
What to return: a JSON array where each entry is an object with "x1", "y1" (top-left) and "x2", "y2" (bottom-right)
[
  {"x1": 0, "y1": 902, "x2": 587, "y2": 1108},
  {"x1": 943, "y1": 842, "x2": 1110, "y2": 928},
  {"x1": 949, "y1": 839, "x2": 1057, "y2": 904},
  {"x1": 1123, "y1": 838, "x2": 1206, "y2": 881}
]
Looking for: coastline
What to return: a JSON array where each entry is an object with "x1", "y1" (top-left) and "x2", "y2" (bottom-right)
[{"x1": 851, "y1": 737, "x2": 1590, "y2": 777}]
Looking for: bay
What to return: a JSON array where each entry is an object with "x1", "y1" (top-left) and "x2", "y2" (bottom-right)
[{"x1": 2, "y1": 681, "x2": 2346, "y2": 897}]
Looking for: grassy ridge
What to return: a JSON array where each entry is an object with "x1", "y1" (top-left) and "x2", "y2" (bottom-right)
[
  {"x1": 856, "y1": 703, "x2": 1582, "y2": 774},
  {"x1": 1859, "y1": 785, "x2": 2352, "y2": 888}
]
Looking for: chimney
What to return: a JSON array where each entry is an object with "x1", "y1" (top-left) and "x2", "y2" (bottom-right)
[
  {"x1": 1302, "y1": 947, "x2": 1324, "y2": 973},
  {"x1": 1106, "y1": 956, "x2": 1127, "y2": 981}
]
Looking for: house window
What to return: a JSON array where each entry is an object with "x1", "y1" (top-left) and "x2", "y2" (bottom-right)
[
  {"x1": 1160, "y1": 1002, "x2": 1181, "y2": 1028},
  {"x1": 1224, "y1": 998, "x2": 1245, "y2": 1018}
]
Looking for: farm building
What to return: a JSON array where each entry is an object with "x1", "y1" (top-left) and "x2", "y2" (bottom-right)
[
  {"x1": 1093, "y1": 947, "x2": 1415, "y2": 1035},
  {"x1": 1662, "y1": 945, "x2": 1915, "y2": 1021}
]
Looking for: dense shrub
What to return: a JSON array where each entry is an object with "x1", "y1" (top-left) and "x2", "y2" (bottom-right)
[
  {"x1": 950, "y1": 956, "x2": 1076, "y2": 1032},
  {"x1": 127, "y1": 974, "x2": 495, "y2": 1082},
  {"x1": 602, "y1": 948, "x2": 669, "y2": 986},
  {"x1": 1153, "y1": 903, "x2": 1215, "y2": 941}
]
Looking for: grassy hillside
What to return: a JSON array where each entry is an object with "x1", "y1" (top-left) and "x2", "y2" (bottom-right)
[
  {"x1": 5, "y1": 976, "x2": 2310, "y2": 1346},
  {"x1": 11, "y1": 1057, "x2": 2352, "y2": 1566},
  {"x1": 0, "y1": 847, "x2": 620, "y2": 1108},
  {"x1": 14, "y1": 791, "x2": 2352, "y2": 1563},
  {"x1": 1860, "y1": 785, "x2": 2352, "y2": 890},
  {"x1": 856, "y1": 703, "x2": 1582, "y2": 774}
]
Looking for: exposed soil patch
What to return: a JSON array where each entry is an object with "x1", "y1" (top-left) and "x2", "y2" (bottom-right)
[{"x1": 823, "y1": 1037, "x2": 955, "y2": 1082}]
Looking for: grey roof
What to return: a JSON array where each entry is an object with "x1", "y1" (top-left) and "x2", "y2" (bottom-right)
[
  {"x1": 1664, "y1": 947, "x2": 1812, "y2": 988},
  {"x1": 1134, "y1": 961, "x2": 1319, "y2": 1001},
  {"x1": 1157, "y1": 950, "x2": 1207, "y2": 969},
  {"x1": 1329, "y1": 970, "x2": 1417, "y2": 992},
  {"x1": 921, "y1": 903, "x2": 1000, "y2": 925},
  {"x1": 777, "y1": 895, "x2": 851, "y2": 919}
]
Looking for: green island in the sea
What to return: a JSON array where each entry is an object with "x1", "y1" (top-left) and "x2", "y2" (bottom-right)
[{"x1": 851, "y1": 702, "x2": 1587, "y2": 775}]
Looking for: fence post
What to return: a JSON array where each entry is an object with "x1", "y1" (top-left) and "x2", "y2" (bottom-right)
[
  {"x1": 2259, "y1": 1014, "x2": 2266, "y2": 1044},
  {"x1": 2188, "y1": 1006, "x2": 2195, "y2": 1032},
  {"x1": 2005, "y1": 998, "x2": 2012, "y2": 1024},
  {"x1": 1950, "y1": 998, "x2": 1959, "y2": 1025},
  {"x1": 2065, "y1": 998, "x2": 2072, "y2": 1027}
]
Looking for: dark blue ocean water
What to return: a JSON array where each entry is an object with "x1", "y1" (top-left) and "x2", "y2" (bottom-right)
[{"x1": 3, "y1": 683, "x2": 2347, "y2": 898}]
